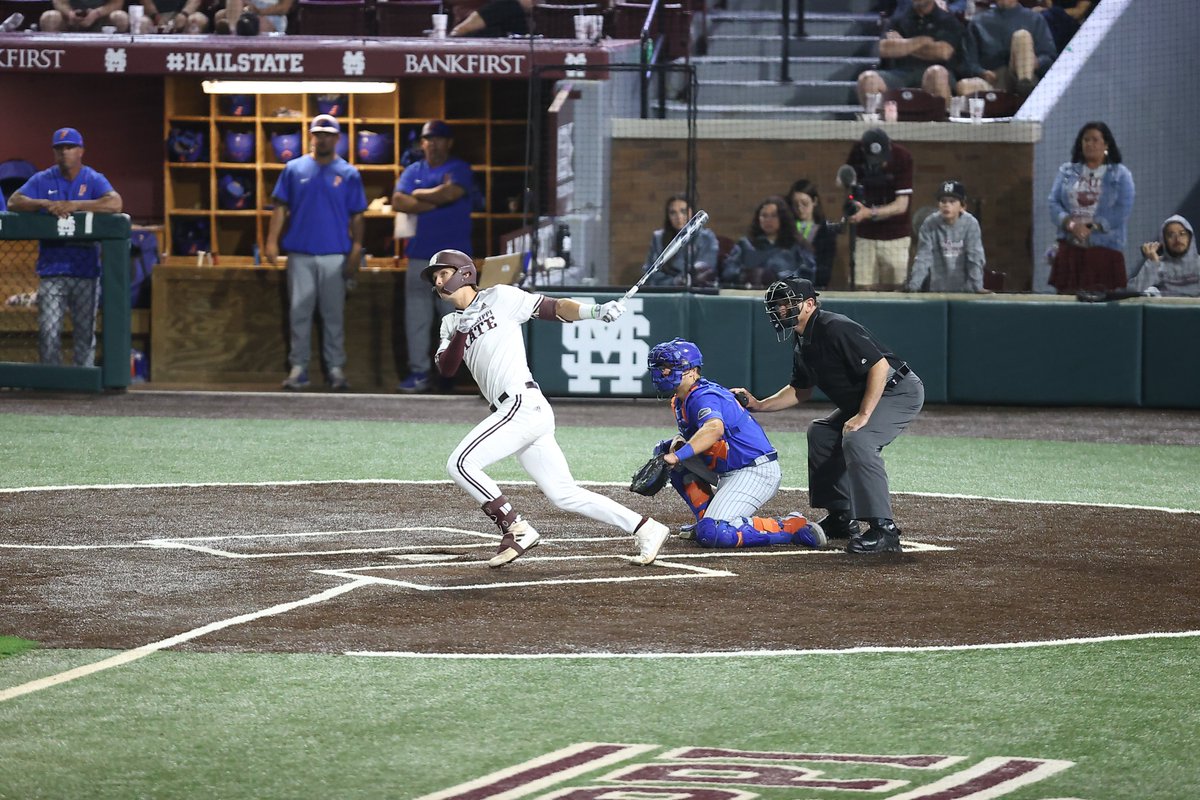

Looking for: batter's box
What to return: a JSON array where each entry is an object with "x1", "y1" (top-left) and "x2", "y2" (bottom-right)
[
  {"x1": 140, "y1": 526, "x2": 498, "y2": 559},
  {"x1": 314, "y1": 555, "x2": 735, "y2": 592}
]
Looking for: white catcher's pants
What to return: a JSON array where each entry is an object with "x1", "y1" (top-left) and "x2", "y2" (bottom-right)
[{"x1": 447, "y1": 388, "x2": 643, "y2": 533}]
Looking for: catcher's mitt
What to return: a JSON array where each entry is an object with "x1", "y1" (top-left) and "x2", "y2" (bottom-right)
[{"x1": 629, "y1": 454, "x2": 669, "y2": 496}]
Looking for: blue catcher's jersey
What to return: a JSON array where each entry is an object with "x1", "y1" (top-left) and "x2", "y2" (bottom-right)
[{"x1": 671, "y1": 378, "x2": 776, "y2": 473}]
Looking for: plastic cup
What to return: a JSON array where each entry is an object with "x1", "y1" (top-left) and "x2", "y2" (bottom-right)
[
  {"x1": 864, "y1": 92, "x2": 881, "y2": 114},
  {"x1": 430, "y1": 12, "x2": 447, "y2": 37},
  {"x1": 949, "y1": 96, "x2": 966, "y2": 118},
  {"x1": 574, "y1": 15, "x2": 588, "y2": 39},
  {"x1": 969, "y1": 97, "x2": 985, "y2": 123},
  {"x1": 101, "y1": 24, "x2": 117, "y2": 33},
  {"x1": 128, "y1": 4, "x2": 143, "y2": 33}
]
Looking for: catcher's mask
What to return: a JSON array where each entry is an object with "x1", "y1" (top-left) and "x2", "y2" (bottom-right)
[
  {"x1": 421, "y1": 249, "x2": 478, "y2": 294},
  {"x1": 764, "y1": 278, "x2": 819, "y2": 341},
  {"x1": 648, "y1": 338, "x2": 703, "y2": 392}
]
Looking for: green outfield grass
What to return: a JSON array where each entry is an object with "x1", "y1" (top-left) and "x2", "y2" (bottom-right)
[{"x1": 1, "y1": 410, "x2": 1198, "y2": 799}]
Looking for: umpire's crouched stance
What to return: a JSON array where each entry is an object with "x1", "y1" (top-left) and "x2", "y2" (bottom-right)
[{"x1": 738, "y1": 278, "x2": 924, "y2": 553}]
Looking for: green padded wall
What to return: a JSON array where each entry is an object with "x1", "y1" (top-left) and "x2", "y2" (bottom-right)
[
  {"x1": 686, "y1": 294, "x2": 756, "y2": 390},
  {"x1": 947, "y1": 300, "x2": 1143, "y2": 406},
  {"x1": 1142, "y1": 304, "x2": 1200, "y2": 408}
]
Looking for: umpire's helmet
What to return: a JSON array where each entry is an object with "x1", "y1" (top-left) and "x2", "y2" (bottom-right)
[
  {"x1": 421, "y1": 249, "x2": 478, "y2": 293},
  {"x1": 648, "y1": 338, "x2": 703, "y2": 392},
  {"x1": 764, "y1": 278, "x2": 819, "y2": 342}
]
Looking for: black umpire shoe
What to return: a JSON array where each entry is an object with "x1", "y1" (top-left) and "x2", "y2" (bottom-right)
[
  {"x1": 816, "y1": 510, "x2": 861, "y2": 540},
  {"x1": 847, "y1": 519, "x2": 903, "y2": 554}
]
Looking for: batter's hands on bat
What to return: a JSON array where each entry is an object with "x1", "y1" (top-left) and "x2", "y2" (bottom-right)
[{"x1": 596, "y1": 300, "x2": 626, "y2": 323}]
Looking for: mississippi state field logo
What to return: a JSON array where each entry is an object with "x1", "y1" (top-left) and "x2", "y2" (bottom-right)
[{"x1": 416, "y1": 742, "x2": 1075, "y2": 799}]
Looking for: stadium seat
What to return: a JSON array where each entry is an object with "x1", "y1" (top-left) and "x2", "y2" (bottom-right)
[
  {"x1": 969, "y1": 90, "x2": 1022, "y2": 118},
  {"x1": 296, "y1": 0, "x2": 368, "y2": 35},
  {"x1": 376, "y1": 0, "x2": 439, "y2": 36},
  {"x1": 882, "y1": 88, "x2": 947, "y2": 122},
  {"x1": 983, "y1": 269, "x2": 1007, "y2": 292}
]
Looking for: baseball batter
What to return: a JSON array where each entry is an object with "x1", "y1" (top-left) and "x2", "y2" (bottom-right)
[
  {"x1": 648, "y1": 338, "x2": 825, "y2": 549},
  {"x1": 425, "y1": 249, "x2": 672, "y2": 567}
]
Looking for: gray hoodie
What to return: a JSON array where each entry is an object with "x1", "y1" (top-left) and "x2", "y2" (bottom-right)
[
  {"x1": 1129, "y1": 215, "x2": 1199, "y2": 297},
  {"x1": 907, "y1": 209, "x2": 985, "y2": 292}
]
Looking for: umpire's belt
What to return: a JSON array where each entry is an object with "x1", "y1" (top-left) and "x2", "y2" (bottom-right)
[
  {"x1": 490, "y1": 381, "x2": 539, "y2": 412},
  {"x1": 885, "y1": 363, "x2": 911, "y2": 389}
]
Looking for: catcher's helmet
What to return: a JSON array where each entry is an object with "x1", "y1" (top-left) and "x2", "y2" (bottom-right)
[
  {"x1": 224, "y1": 130, "x2": 254, "y2": 163},
  {"x1": 217, "y1": 172, "x2": 253, "y2": 210},
  {"x1": 648, "y1": 338, "x2": 703, "y2": 392},
  {"x1": 356, "y1": 130, "x2": 393, "y2": 164},
  {"x1": 421, "y1": 249, "x2": 478, "y2": 293},
  {"x1": 222, "y1": 94, "x2": 254, "y2": 117},
  {"x1": 316, "y1": 94, "x2": 348, "y2": 116},
  {"x1": 764, "y1": 278, "x2": 818, "y2": 341},
  {"x1": 271, "y1": 131, "x2": 302, "y2": 163},
  {"x1": 167, "y1": 127, "x2": 205, "y2": 163}
]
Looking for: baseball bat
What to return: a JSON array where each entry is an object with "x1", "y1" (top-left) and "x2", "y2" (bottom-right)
[{"x1": 622, "y1": 210, "x2": 709, "y2": 303}]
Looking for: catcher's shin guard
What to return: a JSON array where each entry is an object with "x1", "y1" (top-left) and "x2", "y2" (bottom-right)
[{"x1": 668, "y1": 470, "x2": 713, "y2": 521}]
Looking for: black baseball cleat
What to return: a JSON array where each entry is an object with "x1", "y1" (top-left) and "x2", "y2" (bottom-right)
[
  {"x1": 846, "y1": 519, "x2": 902, "y2": 554},
  {"x1": 816, "y1": 510, "x2": 861, "y2": 540}
]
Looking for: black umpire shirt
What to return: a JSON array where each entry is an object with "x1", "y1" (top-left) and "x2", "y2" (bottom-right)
[{"x1": 789, "y1": 307, "x2": 904, "y2": 415}]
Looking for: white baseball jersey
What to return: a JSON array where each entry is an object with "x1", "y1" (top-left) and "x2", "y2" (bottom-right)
[{"x1": 436, "y1": 284, "x2": 545, "y2": 407}]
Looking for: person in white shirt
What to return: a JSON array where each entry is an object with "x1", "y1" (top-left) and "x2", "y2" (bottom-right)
[{"x1": 426, "y1": 249, "x2": 672, "y2": 567}]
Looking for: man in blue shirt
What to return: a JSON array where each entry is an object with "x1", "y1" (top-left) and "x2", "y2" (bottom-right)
[
  {"x1": 9, "y1": 127, "x2": 123, "y2": 367},
  {"x1": 392, "y1": 119, "x2": 474, "y2": 394},
  {"x1": 266, "y1": 114, "x2": 367, "y2": 391},
  {"x1": 649, "y1": 338, "x2": 826, "y2": 550}
]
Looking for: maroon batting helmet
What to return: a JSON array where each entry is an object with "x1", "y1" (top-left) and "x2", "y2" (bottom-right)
[{"x1": 421, "y1": 249, "x2": 478, "y2": 293}]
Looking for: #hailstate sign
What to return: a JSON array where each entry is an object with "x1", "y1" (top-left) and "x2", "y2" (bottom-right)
[{"x1": 415, "y1": 743, "x2": 1077, "y2": 799}]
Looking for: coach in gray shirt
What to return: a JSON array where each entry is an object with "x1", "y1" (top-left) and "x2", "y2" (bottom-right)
[{"x1": 907, "y1": 179, "x2": 987, "y2": 293}]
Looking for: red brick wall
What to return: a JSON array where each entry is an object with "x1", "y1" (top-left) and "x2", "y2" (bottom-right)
[{"x1": 611, "y1": 137, "x2": 1035, "y2": 291}]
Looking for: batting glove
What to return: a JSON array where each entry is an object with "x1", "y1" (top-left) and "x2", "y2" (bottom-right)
[{"x1": 592, "y1": 300, "x2": 625, "y2": 323}]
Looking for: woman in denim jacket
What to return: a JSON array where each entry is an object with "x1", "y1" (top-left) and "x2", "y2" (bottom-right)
[{"x1": 1047, "y1": 121, "x2": 1135, "y2": 293}]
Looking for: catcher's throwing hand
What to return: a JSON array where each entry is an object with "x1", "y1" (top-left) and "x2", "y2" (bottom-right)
[{"x1": 629, "y1": 454, "x2": 669, "y2": 496}]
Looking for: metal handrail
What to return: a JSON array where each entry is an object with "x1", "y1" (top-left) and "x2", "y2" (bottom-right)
[{"x1": 779, "y1": 0, "x2": 807, "y2": 83}]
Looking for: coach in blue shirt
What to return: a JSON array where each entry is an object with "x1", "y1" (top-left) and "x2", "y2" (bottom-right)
[
  {"x1": 9, "y1": 127, "x2": 123, "y2": 367},
  {"x1": 267, "y1": 114, "x2": 367, "y2": 392}
]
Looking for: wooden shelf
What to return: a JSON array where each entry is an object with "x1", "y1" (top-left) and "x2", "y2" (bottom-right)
[{"x1": 164, "y1": 76, "x2": 534, "y2": 260}]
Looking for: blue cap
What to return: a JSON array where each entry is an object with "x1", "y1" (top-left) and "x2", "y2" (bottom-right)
[
  {"x1": 52, "y1": 127, "x2": 83, "y2": 147},
  {"x1": 420, "y1": 119, "x2": 452, "y2": 139}
]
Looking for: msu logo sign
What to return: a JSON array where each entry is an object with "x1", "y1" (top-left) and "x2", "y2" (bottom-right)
[{"x1": 561, "y1": 298, "x2": 649, "y2": 394}]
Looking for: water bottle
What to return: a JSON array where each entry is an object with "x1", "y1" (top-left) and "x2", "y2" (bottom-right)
[
  {"x1": 0, "y1": 13, "x2": 25, "y2": 32},
  {"x1": 252, "y1": 243, "x2": 261, "y2": 265}
]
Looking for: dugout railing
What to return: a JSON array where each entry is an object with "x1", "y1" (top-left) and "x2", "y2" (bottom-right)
[{"x1": 0, "y1": 212, "x2": 131, "y2": 392}]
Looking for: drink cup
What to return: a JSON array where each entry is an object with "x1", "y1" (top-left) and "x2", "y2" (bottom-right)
[
  {"x1": 574, "y1": 15, "x2": 588, "y2": 39},
  {"x1": 969, "y1": 97, "x2": 985, "y2": 123},
  {"x1": 949, "y1": 95, "x2": 966, "y2": 118},
  {"x1": 430, "y1": 12, "x2": 447, "y2": 37},
  {"x1": 128, "y1": 4, "x2": 144, "y2": 33},
  {"x1": 864, "y1": 92, "x2": 881, "y2": 114}
]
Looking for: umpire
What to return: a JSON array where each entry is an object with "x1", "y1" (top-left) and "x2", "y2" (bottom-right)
[{"x1": 740, "y1": 278, "x2": 924, "y2": 553}]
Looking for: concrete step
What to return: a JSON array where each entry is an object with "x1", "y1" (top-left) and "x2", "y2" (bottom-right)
[
  {"x1": 663, "y1": 100, "x2": 861, "y2": 121},
  {"x1": 710, "y1": 10, "x2": 881, "y2": 38},
  {"x1": 694, "y1": 79, "x2": 854, "y2": 106},
  {"x1": 691, "y1": 55, "x2": 876, "y2": 83},
  {"x1": 706, "y1": 34, "x2": 878, "y2": 58},
  {"x1": 723, "y1": 0, "x2": 876, "y2": 13}
]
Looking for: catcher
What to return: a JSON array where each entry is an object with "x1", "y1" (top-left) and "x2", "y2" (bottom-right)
[{"x1": 637, "y1": 338, "x2": 826, "y2": 549}]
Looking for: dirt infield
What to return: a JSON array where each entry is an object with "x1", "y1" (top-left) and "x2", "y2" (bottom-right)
[{"x1": 3, "y1": 390, "x2": 1198, "y2": 655}]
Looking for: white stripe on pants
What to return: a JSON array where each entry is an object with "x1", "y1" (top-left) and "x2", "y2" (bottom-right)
[
  {"x1": 287, "y1": 253, "x2": 347, "y2": 370},
  {"x1": 447, "y1": 391, "x2": 643, "y2": 533}
]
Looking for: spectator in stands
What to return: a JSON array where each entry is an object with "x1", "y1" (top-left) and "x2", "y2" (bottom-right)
[
  {"x1": 1031, "y1": 0, "x2": 1093, "y2": 53},
  {"x1": 787, "y1": 179, "x2": 838, "y2": 289},
  {"x1": 40, "y1": 0, "x2": 129, "y2": 32},
  {"x1": 139, "y1": 0, "x2": 209, "y2": 32},
  {"x1": 956, "y1": 0, "x2": 1056, "y2": 98},
  {"x1": 858, "y1": 0, "x2": 965, "y2": 108},
  {"x1": 845, "y1": 127, "x2": 914, "y2": 291},
  {"x1": 8, "y1": 127, "x2": 123, "y2": 367},
  {"x1": 215, "y1": 0, "x2": 292, "y2": 34},
  {"x1": 906, "y1": 179, "x2": 986, "y2": 293},
  {"x1": 721, "y1": 196, "x2": 815, "y2": 290},
  {"x1": 1129, "y1": 216, "x2": 1199, "y2": 297},
  {"x1": 644, "y1": 194, "x2": 720, "y2": 288},
  {"x1": 393, "y1": 120, "x2": 475, "y2": 394},
  {"x1": 1047, "y1": 121, "x2": 1135, "y2": 294},
  {"x1": 451, "y1": 0, "x2": 530, "y2": 36}
]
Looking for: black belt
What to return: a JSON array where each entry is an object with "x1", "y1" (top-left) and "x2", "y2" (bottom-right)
[
  {"x1": 885, "y1": 363, "x2": 911, "y2": 389},
  {"x1": 490, "y1": 381, "x2": 539, "y2": 412},
  {"x1": 750, "y1": 452, "x2": 779, "y2": 466}
]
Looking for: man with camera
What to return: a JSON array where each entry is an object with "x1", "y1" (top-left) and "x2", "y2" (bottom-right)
[{"x1": 842, "y1": 128, "x2": 914, "y2": 291}]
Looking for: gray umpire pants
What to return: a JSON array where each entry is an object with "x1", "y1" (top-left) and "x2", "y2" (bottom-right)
[
  {"x1": 287, "y1": 253, "x2": 347, "y2": 370},
  {"x1": 38, "y1": 275, "x2": 100, "y2": 367},
  {"x1": 405, "y1": 257, "x2": 454, "y2": 374},
  {"x1": 808, "y1": 371, "x2": 925, "y2": 521}
]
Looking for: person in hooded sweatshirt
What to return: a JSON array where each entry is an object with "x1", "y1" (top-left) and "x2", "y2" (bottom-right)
[
  {"x1": 1130, "y1": 215, "x2": 1199, "y2": 297},
  {"x1": 906, "y1": 179, "x2": 987, "y2": 293}
]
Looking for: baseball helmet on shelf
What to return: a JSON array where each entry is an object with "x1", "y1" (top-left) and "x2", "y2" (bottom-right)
[
  {"x1": 316, "y1": 94, "x2": 348, "y2": 116},
  {"x1": 224, "y1": 130, "x2": 255, "y2": 163},
  {"x1": 217, "y1": 173, "x2": 254, "y2": 210},
  {"x1": 647, "y1": 338, "x2": 703, "y2": 392},
  {"x1": 335, "y1": 131, "x2": 349, "y2": 160},
  {"x1": 355, "y1": 130, "x2": 393, "y2": 164},
  {"x1": 171, "y1": 217, "x2": 210, "y2": 256},
  {"x1": 167, "y1": 127, "x2": 206, "y2": 163},
  {"x1": 222, "y1": 94, "x2": 254, "y2": 117},
  {"x1": 420, "y1": 249, "x2": 477, "y2": 292},
  {"x1": 271, "y1": 131, "x2": 302, "y2": 163},
  {"x1": 764, "y1": 278, "x2": 819, "y2": 341}
]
